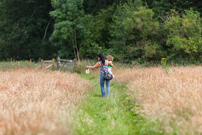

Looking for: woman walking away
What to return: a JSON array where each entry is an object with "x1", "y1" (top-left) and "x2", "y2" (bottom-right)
[{"x1": 87, "y1": 53, "x2": 114, "y2": 97}]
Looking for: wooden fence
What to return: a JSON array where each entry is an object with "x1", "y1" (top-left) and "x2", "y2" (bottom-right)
[
  {"x1": 10, "y1": 58, "x2": 76, "y2": 71},
  {"x1": 57, "y1": 57, "x2": 77, "y2": 71},
  {"x1": 34, "y1": 57, "x2": 76, "y2": 71},
  {"x1": 35, "y1": 58, "x2": 55, "y2": 70}
]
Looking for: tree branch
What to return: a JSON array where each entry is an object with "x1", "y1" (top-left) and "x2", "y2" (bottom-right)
[
  {"x1": 31, "y1": 8, "x2": 38, "y2": 17},
  {"x1": 43, "y1": 21, "x2": 50, "y2": 40}
]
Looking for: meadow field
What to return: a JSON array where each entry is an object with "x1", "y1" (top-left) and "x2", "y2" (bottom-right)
[
  {"x1": 0, "y1": 69, "x2": 92, "y2": 135},
  {"x1": 73, "y1": 60, "x2": 202, "y2": 134},
  {"x1": 1, "y1": 62, "x2": 202, "y2": 134},
  {"x1": 114, "y1": 66, "x2": 202, "y2": 134}
]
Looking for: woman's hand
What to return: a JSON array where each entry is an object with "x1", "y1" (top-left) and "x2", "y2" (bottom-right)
[{"x1": 86, "y1": 66, "x2": 91, "y2": 68}]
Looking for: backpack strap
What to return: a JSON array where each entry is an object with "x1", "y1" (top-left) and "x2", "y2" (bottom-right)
[
  {"x1": 106, "y1": 60, "x2": 108, "y2": 65},
  {"x1": 101, "y1": 64, "x2": 106, "y2": 75}
]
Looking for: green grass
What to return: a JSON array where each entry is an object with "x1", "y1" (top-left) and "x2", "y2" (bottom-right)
[
  {"x1": 0, "y1": 61, "x2": 39, "y2": 68},
  {"x1": 71, "y1": 73, "x2": 162, "y2": 135}
]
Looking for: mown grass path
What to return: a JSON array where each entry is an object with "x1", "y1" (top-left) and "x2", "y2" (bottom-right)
[{"x1": 73, "y1": 73, "x2": 160, "y2": 135}]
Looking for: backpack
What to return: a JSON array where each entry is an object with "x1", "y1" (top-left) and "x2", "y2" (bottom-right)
[{"x1": 101, "y1": 64, "x2": 113, "y2": 80}]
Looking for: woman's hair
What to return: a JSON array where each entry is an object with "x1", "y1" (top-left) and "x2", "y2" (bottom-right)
[
  {"x1": 107, "y1": 55, "x2": 113, "y2": 61},
  {"x1": 97, "y1": 53, "x2": 105, "y2": 65}
]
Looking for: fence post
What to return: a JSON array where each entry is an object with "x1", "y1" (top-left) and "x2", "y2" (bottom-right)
[
  {"x1": 30, "y1": 59, "x2": 32, "y2": 68},
  {"x1": 41, "y1": 59, "x2": 44, "y2": 69},
  {"x1": 57, "y1": 57, "x2": 60, "y2": 70},
  {"x1": 52, "y1": 58, "x2": 55, "y2": 70}
]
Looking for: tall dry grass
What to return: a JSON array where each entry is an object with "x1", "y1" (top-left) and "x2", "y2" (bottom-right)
[
  {"x1": 114, "y1": 66, "x2": 202, "y2": 134},
  {"x1": 0, "y1": 69, "x2": 92, "y2": 135}
]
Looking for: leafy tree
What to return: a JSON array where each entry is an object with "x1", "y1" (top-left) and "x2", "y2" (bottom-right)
[
  {"x1": 145, "y1": 0, "x2": 202, "y2": 18},
  {"x1": 110, "y1": 0, "x2": 167, "y2": 62},
  {"x1": 165, "y1": 10, "x2": 202, "y2": 60},
  {"x1": 50, "y1": 0, "x2": 91, "y2": 62},
  {"x1": 109, "y1": 0, "x2": 139, "y2": 62},
  {"x1": 123, "y1": 6, "x2": 162, "y2": 58},
  {"x1": 0, "y1": 0, "x2": 53, "y2": 60},
  {"x1": 80, "y1": 5, "x2": 115, "y2": 59},
  {"x1": 1, "y1": 0, "x2": 202, "y2": 64},
  {"x1": 83, "y1": 0, "x2": 127, "y2": 15}
]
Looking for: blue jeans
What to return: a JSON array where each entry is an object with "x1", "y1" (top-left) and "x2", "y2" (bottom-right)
[{"x1": 100, "y1": 74, "x2": 110, "y2": 97}]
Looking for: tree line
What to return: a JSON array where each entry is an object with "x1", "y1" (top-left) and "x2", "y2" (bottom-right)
[{"x1": 0, "y1": 0, "x2": 202, "y2": 63}]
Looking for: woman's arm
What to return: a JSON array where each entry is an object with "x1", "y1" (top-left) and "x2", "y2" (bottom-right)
[
  {"x1": 87, "y1": 62, "x2": 99, "y2": 69},
  {"x1": 108, "y1": 61, "x2": 114, "y2": 67}
]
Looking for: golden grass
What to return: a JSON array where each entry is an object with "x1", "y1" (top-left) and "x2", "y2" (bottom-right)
[
  {"x1": 0, "y1": 69, "x2": 92, "y2": 135},
  {"x1": 114, "y1": 66, "x2": 202, "y2": 134}
]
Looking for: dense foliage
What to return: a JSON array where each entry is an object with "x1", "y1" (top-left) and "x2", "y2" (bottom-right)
[
  {"x1": 1, "y1": 0, "x2": 202, "y2": 63},
  {"x1": 0, "y1": 0, "x2": 53, "y2": 60}
]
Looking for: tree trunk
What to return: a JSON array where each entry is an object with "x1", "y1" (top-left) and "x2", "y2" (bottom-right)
[
  {"x1": 74, "y1": 28, "x2": 80, "y2": 63},
  {"x1": 72, "y1": 38, "x2": 77, "y2": 58}
]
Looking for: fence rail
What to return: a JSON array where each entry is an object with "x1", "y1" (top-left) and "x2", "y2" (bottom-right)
[
  {"x1": 0, "y1": 58, "x2": 77, "y2": 71},
  {"x1": 35, "y1": 58, "x2": 55, "y2": 70},
  {"x1": 57, "y1": 57, "x2": 76, "y2": 71}
]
